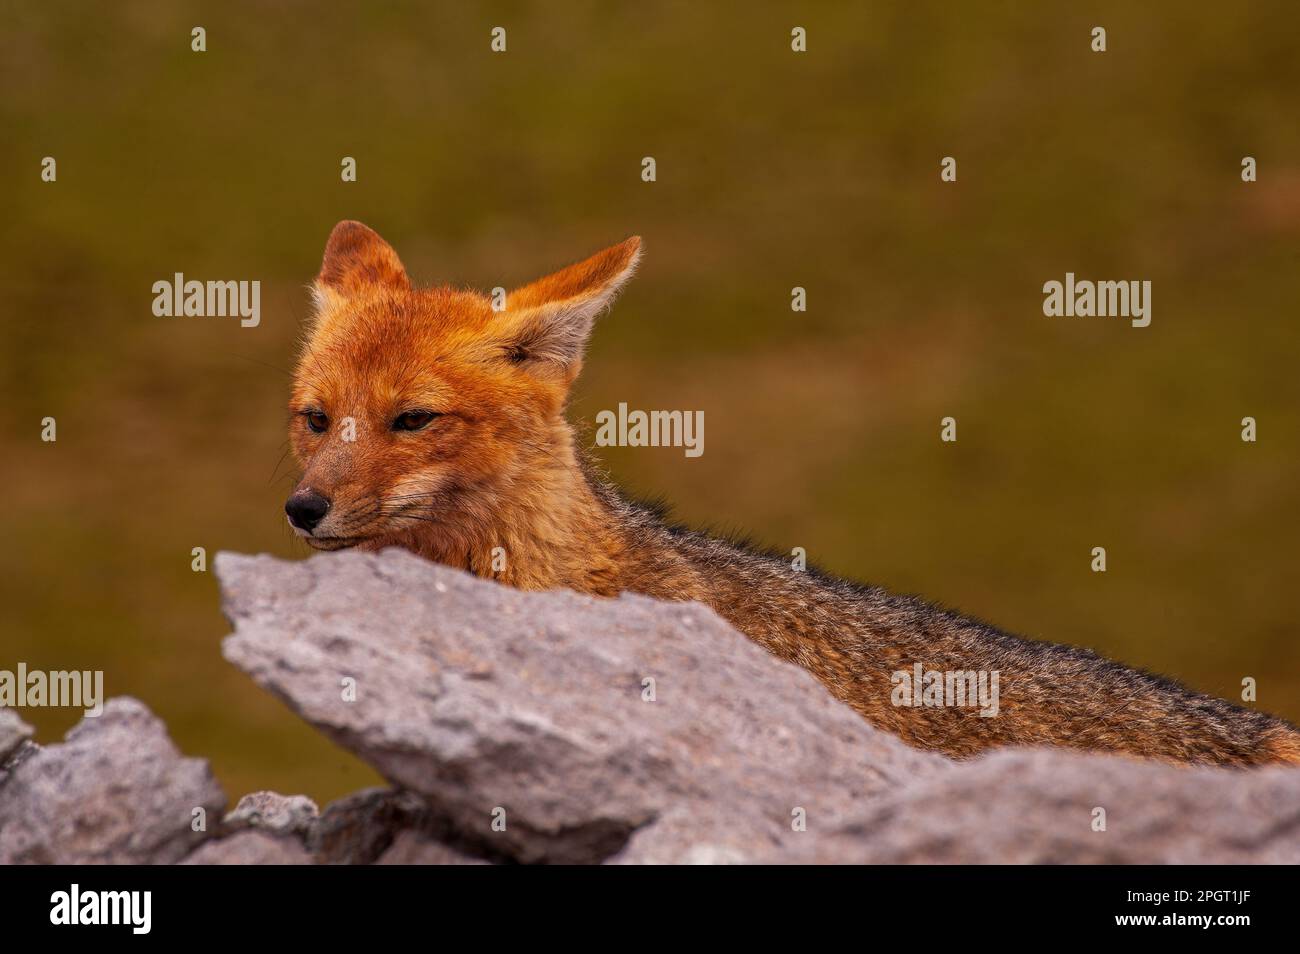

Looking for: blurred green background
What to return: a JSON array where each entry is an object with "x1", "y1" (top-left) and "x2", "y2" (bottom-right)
[{"x1": 2, "y1": 1, "x2": 1298, "y2": 804}]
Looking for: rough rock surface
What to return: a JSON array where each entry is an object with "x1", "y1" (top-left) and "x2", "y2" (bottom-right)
[
  {"x1": 305, "y1": 786, "x2": 472, "y2": 864},
  {"x1": 0, "y1": 709, "x2": 36, "y2": 790},
  {"x1": 181, "y1": 829, "x2": 314, "y2": 865},
  {"x1": 0, "y1": 698, "x2": 224, "y2": 864},
  {"x1": 218, "y1": 549, "x2": 945, "y2": 863},
  {"x1": 213, "y1": 549, "x2": 1300, "y2": 864},
  {"x1": 376, "y1": 829, "x2": 490, "y2": 865},
  {"x1": 0, "y1": 708, "x2": 32, "y2": 765},
  {"x1": 4, "y1": 548, "x2": 1298, "y2": 864},
  {"x1": 226, "y1": 790, "x2": 320, "y2": 838},
  {"x1": 807, "y1": 747, "x2": 1300, "y2": 864}
]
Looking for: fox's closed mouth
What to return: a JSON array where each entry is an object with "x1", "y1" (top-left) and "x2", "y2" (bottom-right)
[{"x1": 303, "y1": 535, "x2": 364, "y2": 550}]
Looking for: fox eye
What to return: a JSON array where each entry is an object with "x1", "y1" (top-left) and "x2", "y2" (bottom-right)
[
  {"x1": 305, "y1": 411, "x2": 329, "y2": 433},
  {"x1": 393, "y1": 410, "x2": 439, "y2": 432}
]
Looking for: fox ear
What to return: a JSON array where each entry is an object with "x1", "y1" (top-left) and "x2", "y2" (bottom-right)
[
  {"x1": 499, "y1": 236, "x2": 641, "y2": 382},
  {"x1": 314, "y1": 220, "x2": 410, "y2": 303}
]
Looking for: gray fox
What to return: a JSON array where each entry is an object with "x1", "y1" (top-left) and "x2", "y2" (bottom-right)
[{"x1": 283, "y1": 221, "x2": 1300, "y2": 766}]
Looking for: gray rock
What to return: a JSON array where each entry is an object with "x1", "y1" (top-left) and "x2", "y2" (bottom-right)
[
  {"x1": 375, "y1": 829, "x2": 489, "y2": 865},
  {"x1": 217, "y1": 549, "x2": 945, "y2": 863},
  {"x1": 803, "y1": 747, "x2": 1300, "y2": 864},
  {"x1": 226, "y1": 790, "x2": 319, "y2": 838},
  {"x1": 213, "y1": 548, "x2": 1300, "y2": 864},
  {"x1": 308, "y1": 787, "x2": 433, "y2": 864},
  {"x1": 0, "y1": 698, "x2": 225, "y2": 864},
  {"x1": 182, "y1": 830, "x2": 313, "y2": 865},
  {"x1": 0, "y1": 710, "x2": 37, "y2": 790},
  {"x1": 306, "y1": 787, "x2": 492, "y2": 864},
  {"x1": 0, "y1": 708, "x2": 33, "y2": 765}
]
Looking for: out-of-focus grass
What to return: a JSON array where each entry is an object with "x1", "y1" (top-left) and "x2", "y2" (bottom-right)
[{"x1": 1, "y1": 1, "x2": 1297, "y2": 802}]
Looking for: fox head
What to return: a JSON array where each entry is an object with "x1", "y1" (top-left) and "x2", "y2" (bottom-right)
[{"x1": 285, "y1": 221, "x2": 641, "y2": 554}]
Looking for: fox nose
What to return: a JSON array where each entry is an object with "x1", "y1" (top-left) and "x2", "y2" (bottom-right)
[{"x1": 285, "y1": 490, "x2": 331, "y2": 532}]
